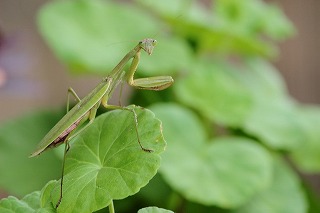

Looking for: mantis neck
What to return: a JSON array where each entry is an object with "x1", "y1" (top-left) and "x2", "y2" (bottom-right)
[{"x1": 109, "y1": 45, "x2": 141, "y2": 77}]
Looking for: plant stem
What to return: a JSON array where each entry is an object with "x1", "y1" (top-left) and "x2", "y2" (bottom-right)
[{"x1": 108, "y1": 200, "x2": 115, "y2": 213}]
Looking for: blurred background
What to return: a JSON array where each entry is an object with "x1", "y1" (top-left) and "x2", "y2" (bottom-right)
[
  {"x1": 0, "y1": 0, "x2": 320, "y2": 212},
  {"x1": 0, "y1": 0, "x2": 319, "y2": 121}
]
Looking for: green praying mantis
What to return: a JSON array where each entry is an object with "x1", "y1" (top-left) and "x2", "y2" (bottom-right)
[{"x1": 29, "y1": 38, "x2": 173, "y2": 208}]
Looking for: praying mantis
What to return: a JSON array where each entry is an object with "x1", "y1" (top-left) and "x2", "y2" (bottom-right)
[{"x1": 29, "y1": 38, "x2": 173, "y2": 207}]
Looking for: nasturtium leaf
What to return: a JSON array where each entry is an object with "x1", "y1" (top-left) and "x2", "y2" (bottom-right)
[
  {"x1": 214, "y1": 0, "x2": 295, "y2": 40},
  {"x1": 210, "y1": 0, "x2": 294, "y2": 57},
  {"x1": 230, "y1": 58, "x2": 306, "y2": 151},
  {"x1": 38, "y1": 0, "x2": 192, "y2": 77},
  {"x1": 175, "y1": 60, "x2": 253, "y2": 127},
  {"x1": 0, "y1": 110, "x2": 62, "y2": 196},
  {"x1": 258, "y1": 4, "x2": 296, "y2": 40},
  {"x1": 0, "y1": 181, "x2": 58, "y2": 213},
  {"x1": 136, "y1": 0, "x2": 212, "y2": 27},
  {"x1": 0, "y1": 192, "x2": 40, "y2": 213},
  {"x1": 38, "y1": 0, "x2": 159, "y2": 74},
  {"x1": 240, "y1": 59, "x2": 288, "y2": 102},
  {"x1": 40, "y1": 180, "x2": 57, "y2": 209},
  {"x1": 243, "y1": 102, "x2": 306, "y2": 150},
  {"x1": 137, "y1": 0, "x2": 276, "y2": 57},
  {"x1": 291, "y1": 106, "x2": 320, "y2": 172},
  {"x1": 0, "y1": 191, "x2": 55, "y2": 213},
  {"x1": 135, "y1": 0, "x2": 187, "y2": 19},
  {"x1": 49, "y1": 107, "x2": 166, "y2": 213},
  {"x1": 138, "y1": 206, "x2": 174, "y2": 213},
  {"x1": 234, "y1": 158, "x2": 307, "y2": 213},
  {"x1": 150, "y1": 103, "x2": 272, "y2": 208}
]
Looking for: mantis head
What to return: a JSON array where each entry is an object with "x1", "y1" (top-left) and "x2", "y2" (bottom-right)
[{"x1": 139, "y1": 38, "x2": 157, "y2": 55}]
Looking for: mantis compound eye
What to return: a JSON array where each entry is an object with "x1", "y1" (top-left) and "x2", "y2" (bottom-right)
[{"x1": 152, "y1": 39, "x2": 157, "y2": 46}]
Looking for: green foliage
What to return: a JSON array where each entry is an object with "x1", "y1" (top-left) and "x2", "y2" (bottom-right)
[
  {"x1": 0, "y1": 191, "x2": 45, "y2": 213},
  {"x1": 0, "y1": 110, "x2": 63, "y2": 196},
  {"x1": 1, "y1": 0, "x2": 319, "y2": 212},
  {"x1": 150, "y1": 104, "x2": 273, "y2": 208},
  {"x1": 234, "y1": 158, "x2": 307, "y2": 213},
  {"x1": 0, "y1": 108, "x2": 166, "y2": 212},
  {"x1": 138, "y1": 207, "x2": 174, "y2": 213},
  {"x1": 37, "y1": 0, "x2": 193, "y2": 75}
]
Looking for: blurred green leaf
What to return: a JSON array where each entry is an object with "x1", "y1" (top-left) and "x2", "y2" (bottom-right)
[
  {"x1": 0, "y1": 181, "x2": 58, "y2": 213},
  {"x1": 0, "y1": 190, "x2": 55, "y2": 213},
  {"x1": 38, "y1": 0, "x2": 193, "y2": 77},
  {"x1": 38, "y1": 0, "x2": 159, "y2": 74},
  {"x1": 291, "y1": 106, "x2": 320, "y2": 172},
  {"x1": 40, "y1": 180, "x2": 56, "y2": 210},
  {"x1": 48, "y1": 107, "x2": 166, "y2": 213},
  {"x1": 234, "y1": 158, "x2": 307, "y2": 213},
  {"x1": 0, "y1": 110, "x2": 63, "y2": 196},
  {"x1": 138, "y1": 206, "x2": 174, "y2": 213},
  {"x1": 257, "y1": 4, "x2": 296, "y2": 40},
  {"x1": 214, "y1": 0, "x2": 295, "y2": 40},
  {"x1": 175, "y1": 60, "x2": 253, "y2": 127},
  {"x1": 150, "y1": 103, "x2": 272, "y2": 208},
  {"x1": 136, "y1": 0, "x2": 193, "y2": 20},
  {"x1": 0, "y1": 192, "x2": 40, "y2": 213},
  {"x1": 233, "y1": 59, "x2": 306, "y2": 151},
  {"x1": 240, "y1": 59, "x2": 288, "y2": 102},
  {"x1": 137, "y1": 0, "x2": 294, "y2": 57},
  {"x1": 174, "y1": 57, "x2": 306, "y2": 152},
  {"x1": 243, "y1": 103, "x2": 306, "y2": 150}
]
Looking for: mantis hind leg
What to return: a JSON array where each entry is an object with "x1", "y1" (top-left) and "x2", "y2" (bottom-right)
[
  {"x1": 101, "y1": 99, "x2": 152, "y2": 152},
  {"x1": 55, "y1": 107, "x2": 97, "y2": 208},
  {"x1": 56, "y1": 140, "x2": 69, "y2": 208}
]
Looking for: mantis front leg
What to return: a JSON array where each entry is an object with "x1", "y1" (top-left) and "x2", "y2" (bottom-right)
[{"x1": 126, "y1": 49, "x2": 174, "y2": 91}]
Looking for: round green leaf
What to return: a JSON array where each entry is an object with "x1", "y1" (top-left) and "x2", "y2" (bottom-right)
[
  {"x1": 175, "y1": 60, "x2": 253, "y2": 127},
  {"x1": 38, "y1": 0, "x2": 159, "y2": 74},
  {"x1": 214, "y1": 0, "x2": 295, "y2": 40},
  {"x1": 0, "y1": 111, "x2": 62, "y2": 196},
  {"x1": 291, "y1": 106, "x2": 320, "y2": 172},
  {"x1": 138, "y1": 206, "x2": 174, "y2": 213},
  {"x1": 0, "y1": 191, "x2": 48, "y2": 213},
  {"x1": 0, "y1": 194, "x2": 37, "y2": 213},
  {"x1": 38, "y1": 0, "x2": 192, "y2": 77},
  {"x1": 150, "y1": 103, "x2": 272, "y2": 208},
  {"x1": 234, "y1": 158, "x2": 307, "y2": 213},
  {"x1": 243, "y1": 102, "x2": 306, "y2": 150},
  {"x1": 50, "y1": 107, "x2": 166, "y2": 213},
  {"x1": 40, "y1": 180, "x2": 57, "y2": 209},
  {"x1": 0, "y1": 181, "x2": 59, "y2": 213},
  {"x1": 234, "y1": 59, "x2": 306, "y2": 151},
  {"x1": 240, "y1": 59, "x2": 288, "y2": 102}
]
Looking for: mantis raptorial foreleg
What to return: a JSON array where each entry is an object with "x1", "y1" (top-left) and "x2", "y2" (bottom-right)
[{"x1": 126, "y1": 45, "x2": 172, "y2": 90}]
